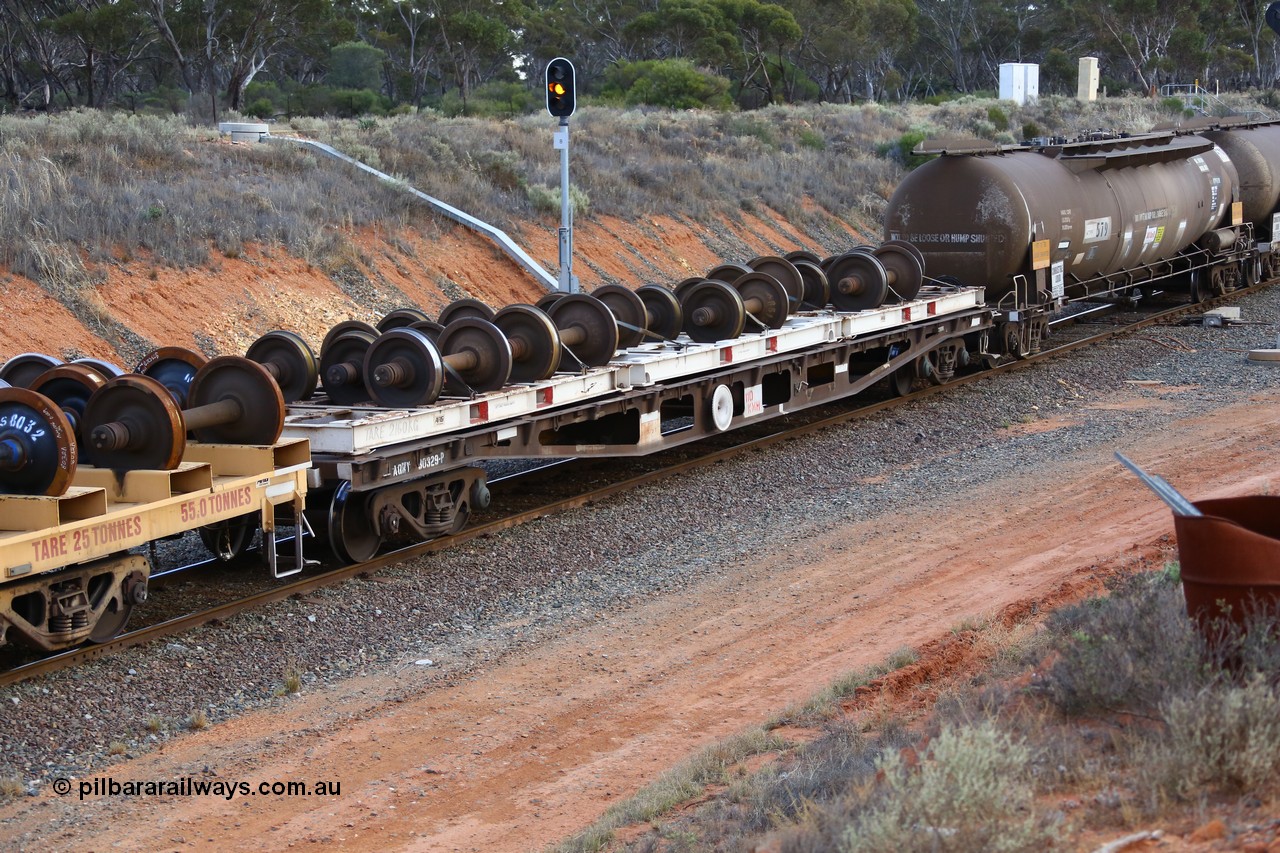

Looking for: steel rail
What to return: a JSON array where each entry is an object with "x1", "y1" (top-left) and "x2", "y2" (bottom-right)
[{"x1": 0, "y1": 285, "x2": 1261, "y2": 688}]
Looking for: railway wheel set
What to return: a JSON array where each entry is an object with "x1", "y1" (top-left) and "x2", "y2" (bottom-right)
[
  {"x1": 0, "y1": 243, "x2": 926, "y2": 502},
  {"x1": 1, "y1": 241, "x2": 970, "y2": 651},
  {"x1": 0, "y1": 350, "x2": 288, "y2": 496}
]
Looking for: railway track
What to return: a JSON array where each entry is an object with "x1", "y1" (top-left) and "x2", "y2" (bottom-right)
[{"x1": 0, "y1": 284, "x2": 1259, "y2": 688}]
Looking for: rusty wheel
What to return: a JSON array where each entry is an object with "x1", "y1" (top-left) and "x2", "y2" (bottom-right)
[
  {"x1": 246, "y1": 330, "x2": 318, "y2": 403},
  {"x1": 732, "y1": 272, "x2": 790, "y2": 330},
  {"x1": 881, "y1": 240, "x2": 926, "y2": 275},
  {"x1": 748, "y1": 256, "x2": 804, "y2": 311},
  {"x1": 70, "y1": 358, "x2": 125, "y2": 379},
  {"x1": 377, "y1": 307, "x2": 432, "y2": 332},
  {"x1": 827, "y1": 252, "x2": 888, "y2": 311},
  {"x1": 494, "y1": 304, "x2": 561, "y2": 382},
  {"x1": 364, "y1": 327, "x2": 445, "y2": 408},
  {"x1": 547, "y1": 294, "x2": 620, "y2": 367},
  {"x1": 83, "y1": 374, "x2": 185, "y2": 471},
  {"x1": 706, "y1": 262, "x2": 753, "y2": 284},
  {"x1": 792, "y1": 260, "x2": 830, "y2": 309},
  {"x1": 636, "y1": 285, "x2": 684, "y2": 341},
  {"x1": 874, "y1": 244, "x2": 924, "y2": 302},
  {"x1": 30, "y1": 364, "x2": 106, "y2": 462},
  {"x1": 438, "y1": 298, "x2": 495, "y2": 326},
  {"x1": 673, "y1": 277, "x2": 706, "y2": 301},
  {"x1": 320, "y1": 320, "x2": 379, "y2": 356},
  {"x1": 682, "y1": 280, "x2": 746, "y2": 343},
  {"x1": 784, "y1": 249, "x2": 823, "y2": 266},
  {"x1": 320, "y1": 327, "x2": 378, "y2": 405},
  {"x1": 438, "y1": 318, "x2": 514, "y2": 395},
  {"x1": 0, "y1": 386, "x2": 77, "y2": 495},
  {"x1": 135, "y1": 346, "x2": 209, "y2": 407},
  {"x1": 591, "y1": 284, "x2": 649, "y2": 349},
  {"x1": 0, "y1": 353, "x2": 64, "y2": 389},
  {"x1": 186, "y1": 357, "x2": 286, "y2": 446},
  {"x1": 409, "y1": 319, "x2": 445, "y2": 343},
  {"x1": 535, "y1": 291, "x2": 568, "y2": 312}
]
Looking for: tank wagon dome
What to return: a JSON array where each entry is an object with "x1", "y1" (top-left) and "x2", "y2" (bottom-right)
[{"x1": 884, "y1": 132, "x2": 1239, "y2": 302}]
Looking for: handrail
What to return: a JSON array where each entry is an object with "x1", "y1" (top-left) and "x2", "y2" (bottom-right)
[{"x1": 218, "y1": 123, "x2": 558, "y2": 291}]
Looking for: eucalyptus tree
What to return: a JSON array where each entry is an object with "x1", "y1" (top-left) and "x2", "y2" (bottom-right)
[
  {"x1": 1062, "y1": 0, "x2": 1211, "y2": 93},
  {"x1": 618, "y1": 0, "x2": 800, "y2": 104},
  {"x1": 2, "y1": 0, "x2": 80, "y2": 108},
  {"x1": 142, "y1": 0, "x2": 336, "y2": 116},
  {"x1": 44, "y1": 0, "x2": 155, "y2": 107},
  {"x1": 372, "y1": 0, "x2": 526, "y2": 108},
  {"x1": 788, "y1": 0, "x2": 916, "y2": 101}
]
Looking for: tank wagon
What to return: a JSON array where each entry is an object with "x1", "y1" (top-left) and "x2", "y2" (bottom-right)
[
  {"x1": 6, "y1": 117, "x2": 1280, "y2": 652},
  {"x1": 885, "y1": 119, "x2": 1280, "y2": 354}
]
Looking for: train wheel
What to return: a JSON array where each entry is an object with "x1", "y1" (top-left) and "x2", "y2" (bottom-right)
[
  {"x1": 88, "y1": 599, "x2": 133, "y2": 643},
  {"x1": 889, "y1": 365, "x2": 915, "y2": 397},
  {"x1": 450, "y1": 503, "x2": 471, "y2": 535},
  {"x1": 198, "y1": 513, "x2": 259, "y2": 561},
  {"x1": 927, "y1": 349, "x2": 955, "y2": 385},
  {"x1": 1210, "y1": 266, "x2": 1231, "y2": 296},
  {"x1": 1266, "y1": 253, "x2": 1280, "y2": 282},
  {"x1": 86, "y1": 571, "x2": 144, "y2": 644},
  {"x1": 1188, "y1": 268, "x2": 1208, "y2": 304},
  {"x1": 328, "y1": 481, "x2": 382, "y2": 563},
  {"x1": 1244, "y1": 256, "x2": 1263, "y2": 287}
]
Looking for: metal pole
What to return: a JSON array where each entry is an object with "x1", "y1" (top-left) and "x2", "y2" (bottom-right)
[{"x1": 557, "y1": 116, "x2": 577, "y2": 293}]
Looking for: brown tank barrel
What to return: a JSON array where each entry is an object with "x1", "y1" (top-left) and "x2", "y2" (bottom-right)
[
  {"x1": 884, "y1": 133, "x2": 1239, "y2": 301},
  {"x1": 1203, "y1": 122, "x2": 1280, "y2": 235}
]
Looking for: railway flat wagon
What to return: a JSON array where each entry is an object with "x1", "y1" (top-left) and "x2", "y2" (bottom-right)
[
  {"x1": 284, "y1": 283, "x2": 992, "y2": 562},
  {"x1": 0, "y1": 440, "x2": 309, "y2": 651}
]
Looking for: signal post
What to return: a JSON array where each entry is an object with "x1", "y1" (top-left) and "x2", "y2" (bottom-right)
[{"x1": 546, "y1": 57, "x2": 578, "y2": 293}]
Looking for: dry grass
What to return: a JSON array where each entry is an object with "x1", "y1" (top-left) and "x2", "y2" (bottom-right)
[
  {"x1": 552, "y1": 727, "x2": 788, "y2": 853},
  {"x1": 584, "y1": 568, "x2": 1280, "y2": 852},
  {"x1": 274, "y1": 664, "x2": 303, "y2": 697},
  {"x1": 185, "y1": 708, "x2": 210, "y2": 731},
  {"x1": 5, "y1": 94, "x2": 1261, "y2": 298}
]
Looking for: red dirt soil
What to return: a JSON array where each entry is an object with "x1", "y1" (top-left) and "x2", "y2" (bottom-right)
[
  {"x1": 0, "y1": 210, "x2": 864, "y2": 364},
  {"x1": 3, "y1": 211, "x2": 1276, "y2": 851},
  {"x1": 3, "y1": 394, "x2": 1277, "y2": 852}
]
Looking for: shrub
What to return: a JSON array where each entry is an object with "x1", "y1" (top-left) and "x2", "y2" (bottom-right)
[
  {"x1": 460, "y1": 81, "x2": 540, "y2": 118},
  {"x1": 326, "y1": 41, "x2": 386, "y2": 91},
  {"x1": 1041, "y1": 572, "x2": 1202, "y2": 716},
  {"x1": 1145, "y1": 677, "x2": 1280, "y2": 797},
  {"x1": 797, "y1": 128, "x2": 826, "y2": 150},
  {"x1": 987, "y1": 105, "x2": 1009, "y2": 130},
  {"x1": 603, "y1": 59, "x2": 734, "y2": 111},
  {"x1": 246, "y1": 98, "x2": 276, "y2": 120},
  {"x1": 842, "y1": 721, "x2": 1058, "y2": 852},
  {"x1": 328, "y1": 88, "x2": 384, "y2": 118},
  {"x1": 877, "y1": 130, "x2": 932, "y2": 169},
  {"x1": 526, "y1": 183, "x2": 590, "y2": 217}
]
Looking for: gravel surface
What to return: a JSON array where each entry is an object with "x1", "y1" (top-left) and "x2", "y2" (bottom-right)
[{"x1": 1, "y1": 286, "x2": 1278, "y2": 794}]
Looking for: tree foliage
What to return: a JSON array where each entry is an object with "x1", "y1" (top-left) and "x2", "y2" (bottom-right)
[{"x1": 2, "y1": 0, "x2": 1280, "y2": 117}]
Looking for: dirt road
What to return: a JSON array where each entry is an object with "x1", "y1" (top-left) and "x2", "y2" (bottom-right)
[{"x1": 5, "y1": 390, "x2": 1277, "y2": 852}]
